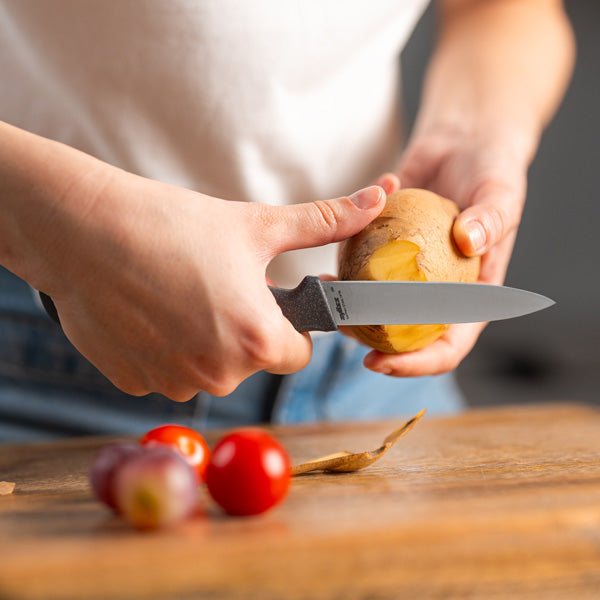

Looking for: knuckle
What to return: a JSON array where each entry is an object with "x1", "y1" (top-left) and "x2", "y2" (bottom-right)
[
  {"x1": 170, "y1": 391, "x2": 198, "y2": 402},
  {"x1": 472, "y1": 180, "x2": 523, "y2": 241},
  {"x1": 239, "y1": 325, "x2": 282, "y2": 370},
  {"x1": 309, "y1": 200, "x2": 341, "y2": 234},
  {"x1": 156, "y1": 383, "x2": 198, "y2": 403},
  {"x1": 485, "y1": 203, "x2": 509, "y2": 240},
  {"x1": 191, "y1": 358, "x2": 247, "y2": 398},
  {"x1": 205, "y1": 379, "x2": 239, "y2": 398},
  {"x1": 188, "y1": 368, "x2": 237, "y2": 399},
  {"x1": 138, "y1": 360, "x2": 209, "y2": 401},
  {"x1": 196, "y1": 364, "x2": 242, "y2": 397},
  {"x1": 110, "y1": 375, "x2": 149, "y2": 398}
]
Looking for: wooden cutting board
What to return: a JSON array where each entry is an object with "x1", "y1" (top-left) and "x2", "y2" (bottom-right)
[{"x1": 2, "y1": 402, "x2": 600, "y2": 599}]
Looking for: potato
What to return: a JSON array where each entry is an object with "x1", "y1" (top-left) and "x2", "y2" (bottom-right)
[{"x1": 339, "y1": 188, "x2": 480, "y2": 353}]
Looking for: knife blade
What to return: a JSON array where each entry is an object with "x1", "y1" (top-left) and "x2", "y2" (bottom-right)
[
  {"x1": 269, "y1": 276, "x2": 554, "y2": 333},
  {"x1": 39, "y1": 275, "x2": 554, "y2": 334}
]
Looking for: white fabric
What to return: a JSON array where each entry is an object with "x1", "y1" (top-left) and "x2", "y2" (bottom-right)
[{"x1": 0, "y1": 0, "x2": 429, "y2": 287}]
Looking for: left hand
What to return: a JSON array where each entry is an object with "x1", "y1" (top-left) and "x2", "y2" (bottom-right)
[
  {"x1": 351, "y1": 0, "x2": 574, "y2": 378},
  {"x1": 362, "y1": 128, "x2": 528, "y2": 377}
]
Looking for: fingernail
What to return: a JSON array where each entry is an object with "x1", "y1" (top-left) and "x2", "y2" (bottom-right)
[
  {"x1": 349, "y1": 186, "x2": 383, "y2": 210},
  {"x1": 465, "y1": 220, "x2": 486, "y2": 252}
]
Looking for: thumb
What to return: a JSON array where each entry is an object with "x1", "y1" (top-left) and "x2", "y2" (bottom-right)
[
  {"x1": 453, "y1": 184, "x2": 524, "y2": 257},
  {"x1": 263, "y1": 186, "x2": 385, "y2": 255}
]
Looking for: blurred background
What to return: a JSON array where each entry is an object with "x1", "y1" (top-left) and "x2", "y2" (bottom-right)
[{"x1": 402, "y1": 1, "x2": 599, "y2": 408}]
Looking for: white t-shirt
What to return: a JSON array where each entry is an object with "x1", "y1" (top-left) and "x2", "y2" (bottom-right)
[{"x1": 0, "y1": 0, "x2": 429, "y2": 288}]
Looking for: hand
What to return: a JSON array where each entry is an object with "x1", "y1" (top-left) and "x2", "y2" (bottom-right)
[
  {"x1": 364, "y1": 128, "x2": 528, "y2": 377},
  {"x1": 39, "y1": 170, "x2": 385, "y2": 401}
]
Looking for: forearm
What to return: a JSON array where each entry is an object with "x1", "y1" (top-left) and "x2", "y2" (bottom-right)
[
  {"x1": 0, "y1": 121, "x2": 114, "y2": 290},
  {"x1": 372, "y1": 1, "x2": 574, "y2": 377},
  {"x1": 414, "y1": 0, "x2": 575, "y2": 161}
]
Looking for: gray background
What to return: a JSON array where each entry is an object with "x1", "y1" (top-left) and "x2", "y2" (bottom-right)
[{"x1": 401, "y1": 1, "x2": 599, "y2": 407}]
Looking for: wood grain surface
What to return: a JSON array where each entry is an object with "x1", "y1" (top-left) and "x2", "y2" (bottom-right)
[{"x1": 1, "y1": 402, "x2": 600, "y2": 600}]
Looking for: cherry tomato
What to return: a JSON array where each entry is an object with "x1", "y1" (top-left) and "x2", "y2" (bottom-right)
[
  {"x1": 205, "y1": 428, "x2": 291, "y2": 516},
  {"x1": 140, "y1": 424, "x2": 210, "y2": 482}
]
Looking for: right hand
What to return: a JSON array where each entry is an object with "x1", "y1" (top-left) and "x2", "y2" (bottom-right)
[{"x1": 35, "y1": 168, "x2": 385, "y2": 401}]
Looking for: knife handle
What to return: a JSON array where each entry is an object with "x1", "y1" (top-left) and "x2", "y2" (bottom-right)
[
  {"x1": 39, "y1": 276, "x2": 339, "y2": 334},
  {"x1": 269, "y1": 276, "x2": 338, "y2": 333}
]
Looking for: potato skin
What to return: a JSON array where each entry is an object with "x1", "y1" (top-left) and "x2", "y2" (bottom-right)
[{"x1": 339, "y1": 188, "x2": 481, "y2": 353}]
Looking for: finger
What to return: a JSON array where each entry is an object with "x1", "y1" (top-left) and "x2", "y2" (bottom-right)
[
  {"x1": 258, "y1": 285, "x2": 316, "y2": 376},
  {"x1": 256, "y1": 186, "x2": 385, "y2": 256},
  {"x1": 453, "y1": 182, "x2": 524, "y2": 257},
  {"x1": 264, "y1": 330, "x2": 313, "y2": 376},
  {"x1": 374, "y1": 172, "x2": 400, "y2": 195},
  {"x1": 363, "y1": 322, "x2": 486, "y2": 378}
]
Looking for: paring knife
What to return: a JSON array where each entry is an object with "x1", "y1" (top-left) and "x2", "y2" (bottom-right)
[
  {"x1": 39, "y1": 276, "x2": 554, "y2": 332},
  {"x1": 268, "y1": 276, "x2": 554, "y2": 332}
]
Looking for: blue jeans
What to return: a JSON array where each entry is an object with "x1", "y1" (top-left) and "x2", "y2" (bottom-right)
[
  {"x1": 0, "y1": 313, "x2": 464, "y2": 443},
  {"x1": 0, "y1": 270, "x2": 464, "y2": 442}
]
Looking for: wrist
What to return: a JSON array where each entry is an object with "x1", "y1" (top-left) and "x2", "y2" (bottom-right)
[{"x1": 410, "y1": 107, "x2": 540, "y2": 170}]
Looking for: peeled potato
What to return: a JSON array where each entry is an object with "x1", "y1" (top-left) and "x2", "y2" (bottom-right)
[{"x1": 338, "y1": 188, "x2": 480, "y2": 353}]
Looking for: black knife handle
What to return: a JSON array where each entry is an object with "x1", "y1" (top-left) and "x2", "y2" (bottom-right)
[
  {"x1": 269, "y1": 276, "x2": 338, "y2": 333},
  {"x1": 39, "y1": 275, "x2": 339, "y2": 333}
]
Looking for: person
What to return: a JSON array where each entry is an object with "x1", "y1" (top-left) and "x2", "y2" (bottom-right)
[{"x1": 0, "y1": 1, "x2": 574, "y2": 441}]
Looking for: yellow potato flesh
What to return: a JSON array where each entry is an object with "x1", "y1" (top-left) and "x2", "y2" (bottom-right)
[
  {"x1": 366, "y1": 240, "x2": 426, "y2": 282},
  {"x1": 384, "y1": 323, "x2": 448, "y2": 353},
  {"x1": 363, "y1": 240, "x2": 447, "y2": 353}
]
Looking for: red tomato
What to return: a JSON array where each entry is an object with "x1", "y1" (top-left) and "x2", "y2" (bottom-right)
[
  {"x1": 140, "y1": 424, "x2": 210, "y2": 482},
  {"x1": 206, "y1": 428, "x2": 291, "y2": 516}
]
